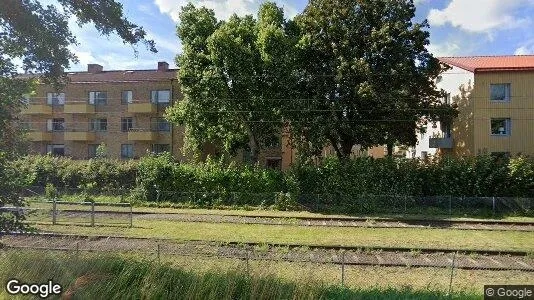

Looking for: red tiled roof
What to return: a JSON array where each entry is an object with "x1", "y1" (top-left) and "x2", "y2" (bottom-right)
[{"x1": 438, "y1": 55, "x2": 534, "y2": 73}]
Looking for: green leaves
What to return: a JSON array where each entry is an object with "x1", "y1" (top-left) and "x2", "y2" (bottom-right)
[{"x1": 169, "y1": 2, "x2": 294, "y2": 163}]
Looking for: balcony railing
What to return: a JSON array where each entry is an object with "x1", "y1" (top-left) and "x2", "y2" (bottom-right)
[
  {"x1": 26, "y1": 131, "x2": 53, "y2": 142},
  {"x1": 128, "y1": 100, "x2": 157, "y2": 114},
  {"x1": 21, "y1": 100, "x2": 53, "y2": 115},
  {"x1": 127, "y1": 128, "x2": 156, "y2": 141},
  {"x1": 64, "y1": 129, "x2": 96, "y2": 141},
  {"x1": 64, "y1": 101, "x2": 95, "y2": 114}
]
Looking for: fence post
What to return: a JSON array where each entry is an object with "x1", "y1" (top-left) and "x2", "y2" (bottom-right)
[
  {"x1": 341, "y1": 251, "x2": 346, "y2": 287},
  {"x1": 129, "y1": 204, "x2": 133, "y2": 228},
  {"x1": 76, "y1": 242, "x2": 79, "y2": 257},
  {"x1": 91, "y1": 201, "x2": 95, "y2": 227},
  {"x1": 492, "y1": 196, "x2": 496, "y2": 215},
  {"x1": 52, "y1": 198, "x2": 57, "y2": 225},
  {"x1": 157, "y1": 244, "x2": 160, "y2": 264},
  {"x1": 448, "y1": 251, "x2": 457, "y2": 297},
  {"x1": 404, "y1": 195, "x2": 407, "y2": 213}
]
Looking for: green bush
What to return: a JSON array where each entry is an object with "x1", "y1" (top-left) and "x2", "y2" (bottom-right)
[{"x1": 10, "y1": 154, "x2": 534, "y2": 213}]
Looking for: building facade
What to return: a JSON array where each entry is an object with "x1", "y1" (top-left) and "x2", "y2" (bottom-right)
[
  {"x1": 417, "y1": 55, "x2": 534, "y2": 157},
  {"x1": 22, "y1": 62, "x2": 186, "y2": 160}
]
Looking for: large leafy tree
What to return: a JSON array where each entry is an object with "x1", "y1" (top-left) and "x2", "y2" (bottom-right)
[
  {"x1": 290, "y1": 0, "x2": 456, "y2": 158},
  {"x1": 0, "y1": 0, "x2": 156, "y2": 233},
  {"x1": 167, "y1": 2, "x2": 296, "y2": 163}
]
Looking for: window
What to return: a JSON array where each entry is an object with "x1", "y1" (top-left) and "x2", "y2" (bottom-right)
[
  {"x1": 152, "y1": 144, "x2": 170, "y2": 154},
  {"x1": 491, "y1": 118, "x2": 511, "y2": 136},
  {"x1": 47, "y1": 118, "x2": 65, "y2": 131},
  {"x1": 22, "y1": 94, "x2": 31, "y2": 105},
  {"x1": 121, "y1": 117, "x2": 133, "y2": 132},
  {"x1": 490, "y1": 84, "x2": 511, "y2": 101},
  {"x1": 47, "y1": 93, "x2": 65, "y2": 105},
  {"x1": 151, "y1": 90, "x2": 171, "y2": 104},
  {"x1": 121, "y1": 144, "x2": 134, "y2": 159},
  {"x1": 88, "y1": 144, "x2": 98, "y2": 158},
  {"x1": 443, "y1": 93, "x2": 451, "y2": 105},
  {"x1": 121, "y1": 90, "x2": 133, "y2": 104},
  {"x1": 89, "y1": 91, "x2": 107, "y2": 105},
  {"x1": 46, "y1": 144, "x2": 65, "y2": 156},
  {"x1": 265, "y1": 158, "x2": 282, "y2": 170},
  {"x1": 90, "y1": 118, "x2": 108, "y2": 131},
  {"x1": 152, "y1": 117, "x2": 170, "y2": 132}
]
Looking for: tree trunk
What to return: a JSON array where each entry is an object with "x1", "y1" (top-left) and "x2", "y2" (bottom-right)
[{"x1": 386, "y1": 143, "x2": 393, "y2": 157}]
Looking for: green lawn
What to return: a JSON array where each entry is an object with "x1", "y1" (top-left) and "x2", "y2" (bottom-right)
[{"x1": 35, "y1": 220, "x2": 534, "y2": 252}]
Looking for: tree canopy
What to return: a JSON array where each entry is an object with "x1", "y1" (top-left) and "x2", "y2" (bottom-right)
[
  {"x1": 170, "y1": 0, "x2": 456, "y2": 161},
  {"x1": 167, "y1": 2, "x2": 297, "y2": 162}
]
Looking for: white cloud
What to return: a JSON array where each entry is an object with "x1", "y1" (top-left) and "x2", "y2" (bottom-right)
[
  {"x1": 514, "y1": 39, "x2": 534, "y2": 55},
  {"x1": 427, "y1": 42, "x2": 460, "y2": 57},
  {"x1": 428, "y1": 0, "x2": 534, "y2": 33},
  {"x1": 154, "y1": 0, "x2": 298, "y2": 22}
]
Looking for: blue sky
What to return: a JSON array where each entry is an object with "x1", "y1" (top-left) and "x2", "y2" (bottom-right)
[{"x1": 62, "y1": 0, "x2": 534, "y2": 71}]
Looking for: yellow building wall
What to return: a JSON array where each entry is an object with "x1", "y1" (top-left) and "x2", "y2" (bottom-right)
[{"x1": 469, "y1": 71, "x2": 534, "y2": 156}]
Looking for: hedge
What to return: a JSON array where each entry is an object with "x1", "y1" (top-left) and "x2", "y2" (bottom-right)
[{"x1": 11, "y1": 154, "x2": 534, "y2": 211}]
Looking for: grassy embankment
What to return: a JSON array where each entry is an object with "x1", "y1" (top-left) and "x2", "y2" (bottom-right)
[{"x1": 0, "y1": 250, "x2": 479, "y2": 299}]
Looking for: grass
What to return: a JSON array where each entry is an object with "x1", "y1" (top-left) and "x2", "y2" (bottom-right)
[
  {"x1": 34, "y1": 220, "x2": 534, "y2": 252},
  {"x1": 25, "y1": 199, "x2": 534, "y2": 223},
  {"x1": 0, "y1": 250, "x2": 480, "y2": 299}
]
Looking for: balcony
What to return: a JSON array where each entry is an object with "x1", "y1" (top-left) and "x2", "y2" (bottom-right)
[
  {"x1": 128, "y1": 101, "x2": 156, "y2": 114},
  {"x1": 21, "y1": 102, "x2": 53, "y2": 115},
  {"x1": 64, "y1": 131, "x2": 96, "y2": 142},
  {"x1": 429, "y1": 135, "x2": 453, "y2": 149},
  {"x1": 26, "y1": 131, "x2": 53, "y2": 142},
  {"x1": 64, "y1": 101, "x2": 95, "y2": 114},
  {"x1": 128, "y1": 129, "x2": 156, "y2": 141}
]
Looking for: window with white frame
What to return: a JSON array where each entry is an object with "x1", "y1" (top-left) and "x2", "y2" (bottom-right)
[
  {"x1": 47, "y1": 93, "x2": 65, "y2": 105},
  {"x1": 150, "y1": 90, "x2": 170, "y2": 104},
  {"x1": 89, "y1": 91, "x2": 107, "y2": 105},
  {"x1": 490, "y1": 84, "x2": 511, "y2": 101},
  {"x1": 90, "y1": 118, "x2": 108, "y2": 131},
  {"x1": 121, "y1": 144, "x2": 134, "y2": 159},
  {"x1": 121, "y1": 117, "x2": 133, "y2": 132},
  {"x1": 121, "y1": 90, "x2": 133, "y2": 104},
  {"x1": 491, "y1": 118, "x2": 511, "y2": 136}
]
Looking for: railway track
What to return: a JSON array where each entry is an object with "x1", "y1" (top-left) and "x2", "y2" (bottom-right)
[
  {"x1": 2, "y1": 233, "x2": 534, "y2": 272},
  {"x1": 22, "y1": 207, "x2": 534, "y2": 231}
]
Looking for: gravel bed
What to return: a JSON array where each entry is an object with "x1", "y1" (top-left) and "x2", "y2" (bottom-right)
[{"x1": 2, "y1": 235, "x2": 533, "y2": 272}]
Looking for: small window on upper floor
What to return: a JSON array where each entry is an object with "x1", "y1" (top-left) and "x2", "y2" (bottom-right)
[
  {"x1": 151, "y1": 90, "x2": 170, "y2": 104},
  {"x1": 89, "y1": 91, "x2": 107, "y2": 105},
  {"x1": 121, "y1": 90, "x2": 133, "y2": 104},
  {"x1": 490, "y1": 84, "x2": 511, "y2": 102}
]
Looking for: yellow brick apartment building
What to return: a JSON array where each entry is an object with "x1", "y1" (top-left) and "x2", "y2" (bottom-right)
[
  {"x1": 414, "y1": 55, "x2": 534, "y2": 158},
  {"x1": 21, "y1": 62, "x2": 186, "y2": 160}
]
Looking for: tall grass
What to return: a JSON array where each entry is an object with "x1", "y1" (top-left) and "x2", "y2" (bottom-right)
[{"x1": 0, "y1": 250, "x2": 477, "y2": 299}]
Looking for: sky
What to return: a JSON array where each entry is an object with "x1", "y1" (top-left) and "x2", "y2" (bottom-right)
[{"x1": 59, "y1": 0, "x2": 534, "y2": 71}]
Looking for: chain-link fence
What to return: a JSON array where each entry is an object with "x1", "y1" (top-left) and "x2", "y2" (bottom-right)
[{"x1": 1, "y1": 234, "x2": 533, "y2": 298}]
